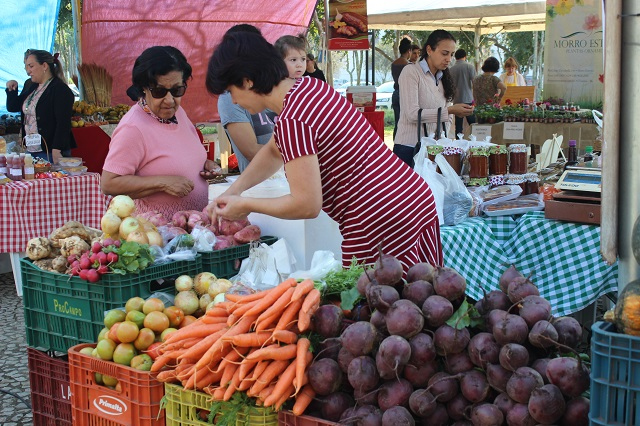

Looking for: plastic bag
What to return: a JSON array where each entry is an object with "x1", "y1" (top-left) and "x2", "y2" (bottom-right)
[
  {"x1": 434, "y1": 153, "x2": 473, "y2": 226},
  {"x1": 414, "y1": 143, "x2": 446, "y2": 225},
  {"x1": 191, "y1": 225, "x2": 217, "y2": 252},
  {"x1": 232, "y1": 238, "x2": 297, "y2": 291},
  {"x1": 289, "y1": 251, "x2": 342, "y2": 280},
  {"x1": 151, "y1": 233, "x2": 198, "y2": 263}
]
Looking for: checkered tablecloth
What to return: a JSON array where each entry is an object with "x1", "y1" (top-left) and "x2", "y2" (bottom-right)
[
  {"x1": 441, "y1": 212, "x2": 618, "y2": 316},
  {"x1": 502, "y1": 211, "x2": 617, "y2": 316},
  {"x1": 0, "y1": 173, "x2": 109, "y2": 252},
  {"x1": 441, "y1": 218, "x2": 511, "y2": 301}
]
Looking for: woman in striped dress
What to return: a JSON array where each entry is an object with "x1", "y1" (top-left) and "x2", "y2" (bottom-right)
[{"x1": 205, "y1": 31, "x2": 443, "y2": 272}]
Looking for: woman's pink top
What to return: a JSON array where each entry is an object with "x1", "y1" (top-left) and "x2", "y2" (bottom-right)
[{"x1": 102, "y1": 104, "x2": 208, "y2": 217}]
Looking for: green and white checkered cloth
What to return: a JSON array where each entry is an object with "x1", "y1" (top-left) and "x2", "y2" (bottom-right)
[
  {"x1": 441, "y1": 212, "x2": 618, "y2": 316},
  {"x1": 441, "y1": 218, "x2": 510, "y2": 300},
  {"x1": 502, "y1": 211, "x2": 617, "y2": 316}
]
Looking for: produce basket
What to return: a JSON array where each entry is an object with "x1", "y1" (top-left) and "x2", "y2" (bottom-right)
[
  {"x1": 22, "y1": 255, "x2": 202, "y2": 353},
  {"x1": 591, "y1": 321, "x2": 640, "y2": 425},
  {"x1": 199, "y1": 236, "x2": 278, "y2": 278},
  {"x1": 278, "y1": 410, "x2": 339, "y2": 426},
  {"x1": 163, "y1": 383, "x2": 278, "y2": 426},
  {"x1": 27, "y1": 347, "x2": 72, "y2": 426},
  {"x1": 68, "y1": 343, "x2": 165, "y2": 426}
]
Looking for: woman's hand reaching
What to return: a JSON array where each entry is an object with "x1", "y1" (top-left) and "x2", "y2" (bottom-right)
[
  {"x1": 6, "y1": 80, "x2": 18, "y2": 91},
  {"x1": 200, "y1": 159, "x2": 222, "y2": 179}
]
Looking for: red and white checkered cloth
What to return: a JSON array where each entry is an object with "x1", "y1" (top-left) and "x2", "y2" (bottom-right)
[{"x1": 0, "y1": 173, "x2": 109, "y2": 253}]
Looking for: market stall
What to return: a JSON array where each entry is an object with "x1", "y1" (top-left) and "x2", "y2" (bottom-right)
[
  {"x1": 70, "y1": 125, "x2": 115, "y2": 173},
  {"x1": 0, "y1": 173, "x2": 109, "y2": 295},
  {"x1": 470, "y1": 121, "x2": 600, "y2": 150}
]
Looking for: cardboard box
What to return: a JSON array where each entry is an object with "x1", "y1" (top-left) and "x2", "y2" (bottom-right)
[{"x1": 544, "y1": 199, "x2": 600, "y2": 225}]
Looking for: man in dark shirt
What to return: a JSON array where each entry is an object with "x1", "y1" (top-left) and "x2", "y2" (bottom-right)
[
  {"x1": 303, "y1": 53, "x2": 326, "y2": 82},
  {"x1": 450, "y1": 49, "x2": 476, "y2": 135}
]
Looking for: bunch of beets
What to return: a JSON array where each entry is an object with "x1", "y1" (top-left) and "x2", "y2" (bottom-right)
[{"x1": 304, "y1": 255, "x2": 590, "y2": 425}]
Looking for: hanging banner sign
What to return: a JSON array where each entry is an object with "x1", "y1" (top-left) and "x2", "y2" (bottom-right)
[
  {"x1": 542, "y1": 0, "x2": 603, "y2": 109},
  {"x1": 327, "y1": 0, "x2": 369, "y2": 51}
]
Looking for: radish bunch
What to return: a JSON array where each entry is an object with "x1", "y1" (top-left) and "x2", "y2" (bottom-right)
[
  {"x1": 303, "y1": 259, "x2": 590, "y2": 426},
  {"x1": 68, "y1": 238, "x2": 120, "y2": 282}
]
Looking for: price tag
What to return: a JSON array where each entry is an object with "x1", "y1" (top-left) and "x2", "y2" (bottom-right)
[
  {"x1": 471, "y1": 125, "x2": 492, "y2": 141},
  {"x1": 503, "y1": 122, "x2": 525, "y2": 140},
  {"x1": 24, "y1": 133, "x2": 43, "y2": 153}
]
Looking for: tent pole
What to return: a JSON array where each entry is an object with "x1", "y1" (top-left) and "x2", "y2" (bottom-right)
[
  {"x1": 71, "y1": 0, "x2": 83, "y2": 99},
  {"x1": 532, "y1": 31, "x2": 539, "y2": 100},
  {"x1": 474, "y1": 20, "x2": 481, "y2": 72},
  {"x1": 325, "y1": 0, "x2": 333, "y2": 86}
]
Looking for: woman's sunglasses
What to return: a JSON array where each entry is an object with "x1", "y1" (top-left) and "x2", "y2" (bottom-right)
[{"x1": 148, "y1": 85, "x2": 187, "y2": 99}]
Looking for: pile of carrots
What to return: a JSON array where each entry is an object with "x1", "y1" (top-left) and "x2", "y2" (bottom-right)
[{"x1": 151, "y1": 277, "x2": 320, "y2": 414}]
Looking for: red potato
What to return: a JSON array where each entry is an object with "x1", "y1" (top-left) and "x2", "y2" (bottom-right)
[
  {"x1": 233, "y1": 224, "x2": 262, "y2": 244},
  {"x1": 219, "y1": 218, "x2": 250, "y2": 236}
]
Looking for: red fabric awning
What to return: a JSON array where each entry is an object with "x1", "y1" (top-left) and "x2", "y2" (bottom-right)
[{"x1": 81, "y1": 0, "x2": 315, "y2": 123}]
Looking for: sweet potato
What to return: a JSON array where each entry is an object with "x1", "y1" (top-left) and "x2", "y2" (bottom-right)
[
  {"x1": 219, "y1": 218, "x2": 250, "y2": 236},
  {"x1": 171, "y1": 211, "x2": 189, "y2": 230},
  {"x1": 233, "y1": 225, "x2": 261, "y2": 244},
  {"x1": 214, "y1": 235, "x2": 237, "y2": 250}
]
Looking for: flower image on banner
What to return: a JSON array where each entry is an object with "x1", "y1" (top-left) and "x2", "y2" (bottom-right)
[{"x1": 543, "y1": 0, "x2": 603, "y2": 108}]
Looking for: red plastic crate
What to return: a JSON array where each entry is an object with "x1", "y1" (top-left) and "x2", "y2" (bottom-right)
[
  {"x1": 278, "y1": 410, "x2": 338, "y2": 426},
  {"x1": 68, "y1": 343, "x2": 165, "y2": 426},
  {"x1": 27, "y1": 347, "x2": 72, "y2": 426}
]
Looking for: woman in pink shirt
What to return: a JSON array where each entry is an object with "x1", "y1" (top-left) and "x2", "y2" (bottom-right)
[{"x1": 101, "y1": 46, "x2": 220, "y2": 218}]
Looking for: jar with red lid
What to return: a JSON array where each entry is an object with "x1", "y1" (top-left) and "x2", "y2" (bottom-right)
[
  {"x1": 508, "y1": 144, "x2": 528, "y2": 174},
  {"x1": 489, "y1": 145, "x2": 508, "y2": 175},
  {"x1": 443, "y1": 147, "x2": 464, "y2": 175},
  {"x1": 524, "y1": 172, "x2": 540, "y2": 195},
  {"x1": 468, "y1": 146, "x2": 490, "y2": 179}
]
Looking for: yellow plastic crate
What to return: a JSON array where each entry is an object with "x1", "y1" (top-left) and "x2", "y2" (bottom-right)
[{"x1": 163, "y1": 383, "x2": 278, "y2": 426}]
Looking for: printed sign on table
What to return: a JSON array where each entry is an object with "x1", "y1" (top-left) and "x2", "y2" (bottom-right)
[
  {"x1": 503, "y1": 122, "x2": 525, "y2": 140},
  {"x1": 327, "y1": 0, "x2": 369, "y2": 51},
  {"x1": 543, "y1": 0, "x2": 603, "y2": 108}
]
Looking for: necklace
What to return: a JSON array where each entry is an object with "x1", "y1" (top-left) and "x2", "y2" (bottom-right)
[{"x1": 25, "y1": 78, "x2": 53, "y2": 110}]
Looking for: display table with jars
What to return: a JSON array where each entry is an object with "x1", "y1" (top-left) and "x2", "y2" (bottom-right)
[{"x1": 470, "y1": 121, "x2": 599, "y2": 150}]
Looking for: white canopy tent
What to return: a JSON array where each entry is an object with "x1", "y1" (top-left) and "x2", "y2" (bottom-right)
[{"x1": 367, "y1": 0, "x2": 546, "y2": 34}]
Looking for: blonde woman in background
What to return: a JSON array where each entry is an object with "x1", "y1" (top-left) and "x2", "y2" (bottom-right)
[{"x1": 500, "y1": 57, "x2": 526, "y2": 86}]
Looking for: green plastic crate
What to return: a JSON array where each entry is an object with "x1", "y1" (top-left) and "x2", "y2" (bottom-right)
[
  {"x1": 163, "y1": 383, "x2": 278, "y2": 426},
  {"x1": 21, "y1": 255, "x2": 202, "y2": 353},
  {"x1": 199, "y1": 236, "x2": 278, "y2": 278}
]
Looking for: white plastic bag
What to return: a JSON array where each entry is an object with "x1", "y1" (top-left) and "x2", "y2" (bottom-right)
[
  {"x1": 414, "y1": 144, "x2": 445, "y2": 225},
  {"x1": 434, "y1": 153, "x2": 473, "y2": 226},
  {"x1": 233, "y1": 238, "x2": 297, "y2": 291},
  {"x1": 289, "y1": 251, "x2": 342, "y2": 280}
]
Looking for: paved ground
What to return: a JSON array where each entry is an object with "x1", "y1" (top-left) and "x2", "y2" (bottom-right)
[{"x1": 0, "y1": 272, "x2": 33, "y2": 425}]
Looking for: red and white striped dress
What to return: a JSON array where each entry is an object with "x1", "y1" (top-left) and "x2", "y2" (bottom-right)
[{"x1": 274, "y1": 77, "x2": 443, "y2": 271}]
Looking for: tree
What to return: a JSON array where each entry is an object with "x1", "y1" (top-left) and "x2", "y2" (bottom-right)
[{"x1": 54, "y1": 0, "x2": 79, "y2": 82}]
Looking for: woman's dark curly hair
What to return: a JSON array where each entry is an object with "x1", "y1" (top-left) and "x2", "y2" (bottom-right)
[
  {"x1": 420, "y1": 29, "x2": 457, "y2": 102},
  {"x1": 481, "y1": 57, "x2": 501, "y2": 73},
  {"x1": 206, "y1": 32, "x2": 288, "y2": 95},
  {"x1": 127, "y1": 46, "x2": 192, "y2": 101}
]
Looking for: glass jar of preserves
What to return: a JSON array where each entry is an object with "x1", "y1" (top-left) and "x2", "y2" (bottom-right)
[
  {"x1": 524, "y1": 172, "x2": 540, "y2": 195},
  {"x1": 508, "y1": 144, "x2": 528, "y2": 174},
  {"x1": 443, "y1": 147, "x2": 464, "y2": 175},
  {"x1": 489, "y1": 145, "x2": 508, "y2": 175},
  {"x1": 505, "y1": 174, "x2": 526, "y2": 192},
  {"x1": 489, "y1": 175, "x2": 505, "y2": 187},
  {"x1": 468, "y1": 146, "x2": 489, "y2": 179},
  {"x1": 427, "y1": 145, "x2": 444, "y2": 163}
]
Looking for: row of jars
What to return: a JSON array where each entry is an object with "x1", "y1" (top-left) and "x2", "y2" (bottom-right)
[
  {"x1": 488, "y1": 173, "x2": 540, "y2": 195},
  {"x1": 427, "y1": 143, "x2": 529, "y2": 178}
]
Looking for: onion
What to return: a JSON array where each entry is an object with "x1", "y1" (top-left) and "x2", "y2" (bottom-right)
[
  {"x1": 207, "y1": 278, "x2": 233, "y2": 298},
  {"x1": 101, "y1": 210, "x2": 122, "y2": 236},
  {"x1": 199, "y1": 294, "x2": 212, "y2": 311},
  {"x1": 146, "y1": 230, "x2": 163, "y2": 247},
  {"x1": 213, "y1": 293, "x2": 226, "y2": 305},
  {"x1": 109, "y1": 195, "x2": 136, "y2": 218},
  {"x1": 174, "y1": 291, "x2": 199, "y2": 315},
  {"x1": 126, "y1": 230, "x2": 149, "y2": 245},
  {"x1": 194, "y1": 272, "x2": 217, "y2": 296},
  {"x1": 175, "y1": 275, "x2": 194, "y2": 292},
  {"x1": 120, "y1": 217, "x2": 142, "y2": 239}
]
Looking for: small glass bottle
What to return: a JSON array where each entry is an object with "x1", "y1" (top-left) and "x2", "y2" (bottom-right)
[
  {"x1": 10, "y1": 155, "x2": 22, "y2": 181},
  {"x1": 24, "y1": 154, "x2": 34, "y2": 180},
  {"x1": 583, "y1": 146, "x2": 594, "y2": 167},
  {"x1": 566, "y1": 140, "x2": 578, "y2": 168}
]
